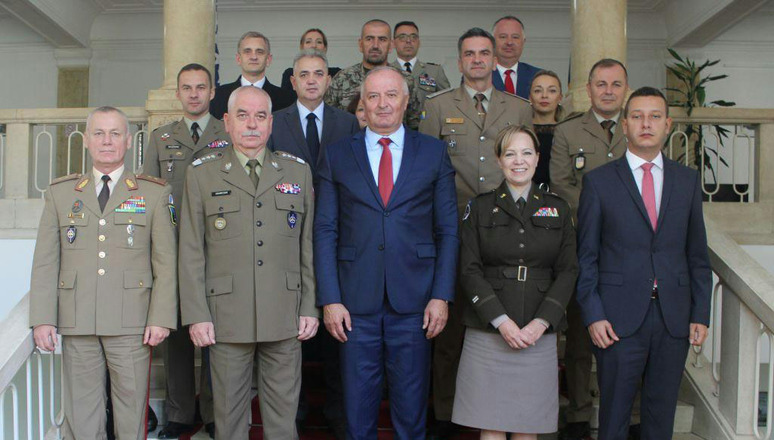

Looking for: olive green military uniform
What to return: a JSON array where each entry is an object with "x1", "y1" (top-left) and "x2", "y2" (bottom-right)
[
  {"x1": 418, "y1": 86, "x2": 532, "y2": 422},
  {"x1": 549, "y1": 108, "x2": 626, "y2": 426},
  {"x1": 30, "y1": 170, "x2": 177, "y2": 440},
  {"x1": 324, "y1": 62, "x2": 423, "y2": 129},
  {"x1": 390, "y1": 59, "x2": 451, "y2": 107},
  {"x1": 178, "y1": 146, "x2": 318, "y2": 440}
]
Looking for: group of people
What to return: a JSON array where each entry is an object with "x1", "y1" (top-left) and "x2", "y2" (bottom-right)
[{"x1": 28, "y1": 13, "x2": 711, "y2": 440}]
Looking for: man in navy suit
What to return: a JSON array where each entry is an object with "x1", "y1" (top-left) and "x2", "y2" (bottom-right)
[
  {"x1": 491, "y1": 16, "x2": 543, "y2": 98},
  {"x1": 210, "y1": 31, "x2": 294, "y2": 119},
  {"x1": 576, "y1": 87, "x2": 711, "y2": 440},
  {"x1": 314, "y1": 66, "x2": 459, "y2": 440},
  {"x1": 269, "y1": 49, "x2": 360, "y2": 178}
]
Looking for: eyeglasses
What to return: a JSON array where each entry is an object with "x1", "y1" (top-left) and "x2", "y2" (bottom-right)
[{"x1": 395, "y1": 33, "x2": 419, "y2": 42}]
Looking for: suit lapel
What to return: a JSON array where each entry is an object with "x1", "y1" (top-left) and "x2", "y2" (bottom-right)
[
  {"x1": 171, "y1": 120, "x2": 196, "y2": 151},
  {"x1": 581, "y1": 110, "x2": 611, "y2": 146},
  {"x1": 196, "y1": 118, "x2": 228, "y2": 154},
  {"x1": 103, "y1": 170, "x2": 137, "y2": 215},
  {"x1": 614, "y1": 158, "x2": 653, "y2": 231},
  {"x1": 453, "y1": 88, "x2": 483, "y2": 130},
  {"x1": 350, "y1": 133, "x2": 384, "y2": 208},
  {"x1": 73, "y1": 174, "x2": 102, "y2": 217},
  {"x1": 494, "y1": 184, "x2": 521, "y2": 222},
  {"x1": 388, "y1": 130, "x2": 417, "y2": 207},
  {"x1": 656, "y1": 158, "x2": 674, "y2": 232},
  {"x1": 320, "y1": 105, "x2": 337, "y2": 147},
  {"x1": 220, "y1": 148, "x2": 258, "y2": 197},
  {"x1": 255, "y1": 153, "x2": 284, "y2": 199},
  {"x1": 516, "y1": 63, "x2": 529, "y2": 98},
  {"x1": 491, "y1": 70, "x2": 504, "y2": 91},
  {"x1": 285, "y1": 106, "x2": 311, "y2": 157}
]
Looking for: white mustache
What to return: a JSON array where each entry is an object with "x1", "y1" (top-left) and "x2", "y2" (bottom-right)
[{"x1": 241, "y1": 130, "x2": 262, "y2": 137}]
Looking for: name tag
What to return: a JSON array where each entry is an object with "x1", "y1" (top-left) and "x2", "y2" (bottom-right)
[
  {"x1": 165, "y1": 145, "x2": 181, "y2": 149},
  {"x1": 445, "y1": 118, "x2": 464, "y2": 124},
  {"x1": 212, "y1": 190, "x2": 231, "y2": 197}
]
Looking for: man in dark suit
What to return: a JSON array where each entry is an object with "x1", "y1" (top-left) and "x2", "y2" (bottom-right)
[
  {"x1": 269, "y1": 48, "x2": 359, "y2": 439},
  {"x1": 280, "y1": 28, "x2": 341, "y2": 98},
  {"x1": 491, "y1": 16, "x2": 543, "y2": 98},
  {"x1": 314, "y1": 66, "x2": 459, "y2": 440},
  {"x1": 210, "y1": 31, "x2": 294, "y2": 119},
  {"x1": 576, "y1": 87, "x2": 711, "y2": 440}
]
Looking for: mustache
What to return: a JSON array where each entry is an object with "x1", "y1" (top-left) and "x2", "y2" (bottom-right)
[{"x1": 241, "y1": 130, "x2": 263, "y2": 137}]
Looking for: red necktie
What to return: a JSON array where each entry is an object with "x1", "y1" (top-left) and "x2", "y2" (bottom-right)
[
  {"x1": 641, "y1": 162, "x2": 657, "y2": 230},
  {"x1": 504, "y1": 69, "x2": 515, "y2": 94},
  {"x1": 378, "y1": 137, "x2": 393, "y2": 205}
]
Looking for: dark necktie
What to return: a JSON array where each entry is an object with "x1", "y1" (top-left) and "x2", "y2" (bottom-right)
[
  {"x1": 247, "y1": 159, "x2": 260, "y2": 189},
  {"x1": 191, "y1": 122, "x2": 200, "y2": 144},
  {"x1": 404, "y1": 62, "x2": 412, "y2": 73},
  {"x1": 474, "y1": 93, "x2": 487, "y2": 124},
  {"x1": 306, "y1": 113, "x2": 320, "y2": 165},
  {"x1": 600, "y1": 119, "x2": 615, "y2": 143},
  {"x1": 504, "y1": 69, "x2": 515, "y2": 94},
  {"x1": 515, "y1": 196, "x2": 526, "y2": 214},
  {"x1": 98, "y1": 175, "x2": 111, "y2": 212},
  {"x1": 377, "y1": 137, "x2": 393, "y2": 205}
]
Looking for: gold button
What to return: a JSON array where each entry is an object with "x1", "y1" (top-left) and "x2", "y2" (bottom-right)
[
  {"x1": 98, "y1": 235, "x2": 106, "y2": 242},
  {"x1": 99, "y1": 219, "x2": 106, "y2": 226},
  {"x1": 60, "y1": 281, "x2": 64, "y2": 287},
  {"x1": 98, "y1": 252, "x2": 106, "y2": 258},
  {"x1": 139, "y1": 281, "x2": 144, "y2": 287},
  {"x1": 98, "y1": 268, "x2": 105, "y2": 276},
  {"x1": 129, "y1": 219, "x2": 133, "y2": 223}
]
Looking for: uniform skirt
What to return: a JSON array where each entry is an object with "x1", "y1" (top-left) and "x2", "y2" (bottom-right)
[{"x1": 452, "y1": 327, "x2": 558, "y2": 433}]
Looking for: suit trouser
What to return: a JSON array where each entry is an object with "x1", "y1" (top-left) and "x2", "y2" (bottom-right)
[
  {"x1": 162, "y1": 326, "x2": 214, "y2": 424},
  {"x1": 431, "y1": 293, "x2": 466, "y2": 421},
  {"x1": 593, "y1": 299, "x2": 689, "y2": 440},
  {"x1": 209, "y1": 337, "x2": 301, "y2": 440},
  {"x1": 62, "y1": 335, "x2": 151, "y2": 440},
  {"x1": 341, "y1": 305, "x2": 431, "y2": 440}
]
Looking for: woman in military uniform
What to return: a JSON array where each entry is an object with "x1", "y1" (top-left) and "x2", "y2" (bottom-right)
[{"x1": 452, "y1": 125, "x2": 578, "y2": 440}]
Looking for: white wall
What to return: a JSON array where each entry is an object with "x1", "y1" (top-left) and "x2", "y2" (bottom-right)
[
  {"x1": 0, "y1": 16, "x2": 58, "y2": 109},
  {"x1": 0, "y1": 240, "x2": 36, "y2": 322}
]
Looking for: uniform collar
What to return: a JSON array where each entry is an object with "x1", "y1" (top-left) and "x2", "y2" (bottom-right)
[{"x1": 183, "y1": 113, "x2": 211, "y2": 134}]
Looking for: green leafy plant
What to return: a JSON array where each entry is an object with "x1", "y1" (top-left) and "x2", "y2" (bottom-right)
[{"x1": 664, "y1": 48, "x2": 735, "y2": 184}]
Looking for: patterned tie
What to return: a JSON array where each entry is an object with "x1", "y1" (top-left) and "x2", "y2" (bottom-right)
[
  {"x1": 600, "y1": 119, "x2": 615, "y2": 143},
  {"x1": 98, "y1": 175, "x2": 111, "y2": 212},
  {"x1": 641, "y1": 162, "x2": 657, "y2": 230},
  {"x1": 404, "y1": 62, "x2": 412, "y2": 73},
  {"x1": 504, "y1": 69, "x2": 515, "y2": 94},
  {"x1": 474, "y1": 93, "x2": 487, "y2": 124},
  {"x1": 378, "y1": 137, "x2": 393, "y2": 205},
  {"x1": 191, "y1": 122, "x2": 200, "y2": 144},
  {"x1": 306, "y1": 113, "x2": 320, "y2": 165},
  {"x1": 247, "y1": 159, "x2": 260, "y2": 189}
]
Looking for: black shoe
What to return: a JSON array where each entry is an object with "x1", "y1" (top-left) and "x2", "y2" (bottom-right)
[
  {"x1": 157, "y1": 421, "x2": 195, "y2": 439},
  {"x1": 561, "y1": 421, "x2": 591, "y2": 440},
  {"x1": 628, "y1": 423, "x2": 641, "y2": 440},
  {"x1": 147, "y1": 406, "x2": 158, "y2": 433},
  {"x1": 205, "y1": 422, "x2": 215, "y2": 439},
  {"x1": 427, "y1": 420, "x2": 459, "y2": 440}
]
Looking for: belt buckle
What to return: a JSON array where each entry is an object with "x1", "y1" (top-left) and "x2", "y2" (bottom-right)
[{"x1": 517, "y1": 266, "x2": 528, "y2": 282}]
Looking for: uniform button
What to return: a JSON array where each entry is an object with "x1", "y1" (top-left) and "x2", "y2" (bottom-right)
[
  {"x1": 60, "y1": 281, "x2": 65, "y2": 287},
  {"x1": 99, "y1": 219, "x2": 106, "y2": 226},
  {"x1": 257, "y1": 240, "x2": 263, "y2": 246},
  {"x1": 451, "y1": 129, "x2": 456, "y2": 134},
  {"x1": 519, "y1": 243, "x2": 525, "y2": 248},
  {"x1": 479, "y1": 177, "x2": 485, "y2": 182},
  {"x1": 378, "y1": 244, "x2": 385, "y2": 250},
  {"x1": 98, "y1": 268, "x2": 105, "y2": 276},
  {"x1": 257, "y1": 260, "x2": 263, "y2": 266},
  {"x1": 256, "y1": 202, "x2": 263, "y2": 208},
  {"x1": 519, "y1": 229, "x2": 525, "y2": 234},
  {"x1": 98, "y1": 235, "x2": 106, "y2": 242},
  {"x1": 384, "y1": 211, "x2": 390, "y2": 217},
  {"x1": 256, "y1": 221, "x2": 262, "y2": 227},
  {"x1": 98, "y1": 251, "x2": 106, "y2": 258},
  {"x1": 479, "y1": 136, "x2": 485, "y2": 141},
  {"x1": 607, "y1": 152, "x2": 614, "y2": 158},
  {"x1": 139, "y1": 281, "x2": 143, "y2": 287}
]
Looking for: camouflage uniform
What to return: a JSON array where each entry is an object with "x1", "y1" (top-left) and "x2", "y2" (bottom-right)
[{"x1": 324, "y1": 62, "x2": 422, "y2": 130}]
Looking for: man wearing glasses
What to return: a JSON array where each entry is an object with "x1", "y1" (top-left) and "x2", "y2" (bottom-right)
[{"x1": 390, "y1": 21, "x2": 450, "y2": 107}]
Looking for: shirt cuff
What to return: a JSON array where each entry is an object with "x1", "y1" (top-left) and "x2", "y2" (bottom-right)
[
  {"x1": 491, "y1": 314, "x2": 509, "y2": 329},
  {"x1": 534, "y1": 318, "x2": 550, "y2": 329}
]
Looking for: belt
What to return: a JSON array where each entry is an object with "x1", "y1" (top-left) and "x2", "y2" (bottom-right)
[
  {"x1": 483, "y1": 266, "x2": 553, "y2": 282},
  {"x1": 651, "y1": 286, "x2": 659, "y2": 299}
]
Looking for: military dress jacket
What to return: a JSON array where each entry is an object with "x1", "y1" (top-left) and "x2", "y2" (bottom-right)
[
  {"x1": 179, "y1": 147, "x2": 318, "y2": 343},
  {"x1": 142, "y1": 118, "x2": 231, "y2": 209},
  {"x1": 458, "y1": 182, "x2": 578, "y2": 332},
  {"x1": 389, "y1": 59, "x2": 451, "y2": 104},
  {"x1": 29, "y1": 171, "x2": 178, "y2": 335},
  {"x1": 549, "y1": 109, "x2": 626, "y2": 212},
  {"x1": 418, "y1": 87, "x2": 532, "y2": 216}
]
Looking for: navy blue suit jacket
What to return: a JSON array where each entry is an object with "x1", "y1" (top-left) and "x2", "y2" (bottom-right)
[
  {"x1": 576, "y1": 155, "x2": 711, "y2": 338},
  {"x1": 314, "y1": 128, "x2": 459, "y2": 315},
  {"x1": 268, "y1": 102, "x2": 360, "y2": 178},
  {"x1": 210, "y1": 76, "x2": 295, "y2": 120},
  {"x1": 492, "y1": 61, "x2": 543, "y2": 99}
]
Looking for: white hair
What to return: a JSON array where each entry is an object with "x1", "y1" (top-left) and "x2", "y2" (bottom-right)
[
  {"x1": 360, "y1": 66, "x2": 410, "y2": 97},
  {"x1": 227, "y1": 86, "x2": 273, "y2": 115}
]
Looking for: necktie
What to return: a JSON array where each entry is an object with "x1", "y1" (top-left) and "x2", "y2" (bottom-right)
[
  {"x1": 641, "y1": 162, "x2": 657, "y2": 230},
  {"x1": 377, "y1": 137, "x2": 393, "y2": 205},
  {"x1": 191, "y1": 122, "x2": 200, "y2": 144},
  {"x1": 600, "y1": 119, "x2": 615, "y2": 143},
  {"x1": 515, "y1": 196, "x2": 526, "y2": 214},
  {"x1": 247, "y1": 159, "x2": 260, "y2": 189},
  {"x1": 404, "y1": 62, "x2": 412, "y2": 73},
  {"x1": 306, "y1": 113, "x2": 320, "y2": 165},
  {"x1": 98, "y1": 175, "x2": 111, "y2": 212},
  {"x1": 504, "y1": 69, "x2": 515, "y2": 95},
  {"x1": 474, "y1": 93, "x2": 487, "y2": 124}
]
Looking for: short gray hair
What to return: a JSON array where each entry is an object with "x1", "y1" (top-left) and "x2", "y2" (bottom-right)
[
  {"x1": 86, "y1": 106, "x2": 130, "y2": 134},
  {"x1": 360, "y1": 66, "x2": 409, "y2": 97},
  {"x1": 227, "y1": 86, "x2": 273, "y2": 115},
  {"x1": 293, "y1": 49, "x2": 329, "y2": 74},
  {"x1": 237, "y1": 31, "x2": 271, "y2": 53}
]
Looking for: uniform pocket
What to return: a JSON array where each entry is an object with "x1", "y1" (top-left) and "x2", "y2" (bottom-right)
[
  {"x1": 275, "y1": 194, "x2": 304, "y2": 237},
  {"x1": 60, "y1": 214, "x2": 89, "y2": 250},
  {"x1": 57, "y1": 271, "x2": 77, "y2": 328},
  {"x1": 114, "y1": 213, "x2": 148, "y2": 249},
  {"x1": 206, "y1": 275, "x2": 233, "y2": 297},
  {"x1": 286, "y1": 272, "x2": 302, "y2": 291},
  {"x1": 158, "y1": 150, "x2": 188, "y2": 181},
  {"x1": 204, "y1": 196, "x2": 242, "y2": 240},
  {"x1": 440, "y1": 124, "x2": 467, "y2": 156},
  {"x1": 122, "y1": 271, "x2": 152, "y2": 328}
]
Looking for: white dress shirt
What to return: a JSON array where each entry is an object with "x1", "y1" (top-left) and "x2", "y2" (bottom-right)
[
  {"x1": 626, "y1": 150, "x2": 664, "y2": 215},
  {"x1": 297, "y1": 101, "x2": 324, "y2": 142},
  {"x1": 496, "y1": 63, "x2": 519, "y2": 88},
  {"x1": 397, "y1": 57, "x2": 417, "y2": 73},
  {"x1": 184, "y1": 113, "x2": 211, "y2": 139},
  {"x1": 364, "y1": 125, "x2": 405, "y2": 184},
  {"x1": 240, "y1": 75, "x2": 267, "y2": 89},
  {"x1": 93, "y1": 165, "x2": 125, "y2": 197}
]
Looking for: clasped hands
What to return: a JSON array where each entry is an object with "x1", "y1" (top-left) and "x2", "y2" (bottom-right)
[{"x1": 497, "y1": 318, "x2": 547, "y2": 350}]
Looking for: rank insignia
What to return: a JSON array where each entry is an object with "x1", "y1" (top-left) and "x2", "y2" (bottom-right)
[
  {"x1": 72, "y1": 199, "x2": 83, "y2": 213},
  {"x1": 208, "y1": 139, "x2": 229, "y2": 149},
  {"x1": 462, "y1": 202, "x2": 471, "y2": 221},
  {"x1": 116, "y1": 197, "x2": 146, "y2": 213},
  {"x1": 533, "y1": 207, "x2": 559, "y2": 217},
  {"x1": 500, "y1": 193, "x2": 507, "y2": 199},
  {"x1": 419, "y1": 74, "x2": 437, "y2": 87},
  {"x1": 76, "y1": 178, "x2": 90, "y2": 191},
  {"x1": 214, "y1": 216, "x2": 227, "y2": 230},
  {"x1": 275, "y1": 183, "x2": 301, "y2": 194},
  {"x1": 287, "y1": 211, "x2": 298, "y2": 229},
  {"x1": 574, "y1": 154, "x2": 586, "y2": 170},
  {"x1": 161, "y1": 133, "x2": 170, "y2": 141},
  {"x1": 125, "y1": 178, "x2": 137, "y2": 190},
  {"x1": 492, "y1": 207, "x2": 500, "y2": 213},
  {"x1": 66, "y1": 226, "x2": 76, "y2": 244},
  {"x1": 271, "y1": 161, "x2": 279, "y2": 169},
  {"x1": 224, "y1": 162, "x2": 232, "y2": 171},
  {"x1": 168, "y1": 205, "x2": 177, "y2": 226}
]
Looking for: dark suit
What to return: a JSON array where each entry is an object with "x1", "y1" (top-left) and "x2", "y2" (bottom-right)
[
  {"x1": 576, "y1": 155, "x2": 711, "y2": 440},
  {"x1": 210, "y1": 76, "x2": 295, "y2": 119},
  {"x1": 268, "y1": 102, "x2": 360, "y2": 177},
  {"x1": 492, "y1": 61, "x2": 543, "y2": 99},
  {"x1": 280, "y1": 66, "x2": 342, "y2": 99},
  {"x1": 314, "y1": 128, "x2": 459, "y2": 439}
]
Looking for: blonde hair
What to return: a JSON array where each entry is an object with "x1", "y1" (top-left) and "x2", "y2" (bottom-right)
[{"x1": 494, "y1": 125, "x2": 540, "y2": 156}]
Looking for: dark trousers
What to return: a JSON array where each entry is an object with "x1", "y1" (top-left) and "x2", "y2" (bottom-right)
[
  {"x1": 341, "y1": 304, "x2": 431, "y2": 440},
  {"x1": 564, "y1": 296, "x2": 594, "y2": 423},
  {"x1": 298, "y1": 329, "x2": 345, "y2": 423},
  {"x1": 431, "y1": 296, "x2": 466, "y2": 421},
  {"x1": 593, "y1": 299, "x2": 689, "y2": 440}
]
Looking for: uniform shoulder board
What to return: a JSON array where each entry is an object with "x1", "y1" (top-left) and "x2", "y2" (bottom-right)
[
  {"x1": 275, "y1": 151, "x2": 306, "y2": 165},
  {"x1": 426, "y1": 61, "x2": 440, "y2": 66},
  {"x1": 136, "y1": 174, "x2": 168, "y2": 186},
  {"x1": 51, "y1": 173, "x2": 81, "y2": 185},
  {"x1": 557, "y1": 111, "x2": 584, "y2": 125},
  {"x1": 501, "y1": 91, "x2": 530, "y2": 103},
  {"x1": 192, "y1": 152, "x2": 224, "y2": 167},
  {"x1": 426, "y1": 88, "x2": 453, "y2": 100}
]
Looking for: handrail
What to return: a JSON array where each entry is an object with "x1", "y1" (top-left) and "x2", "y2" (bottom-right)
[{"x1": 0, "y1": 293, "x2": 34, "y2": 394}]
